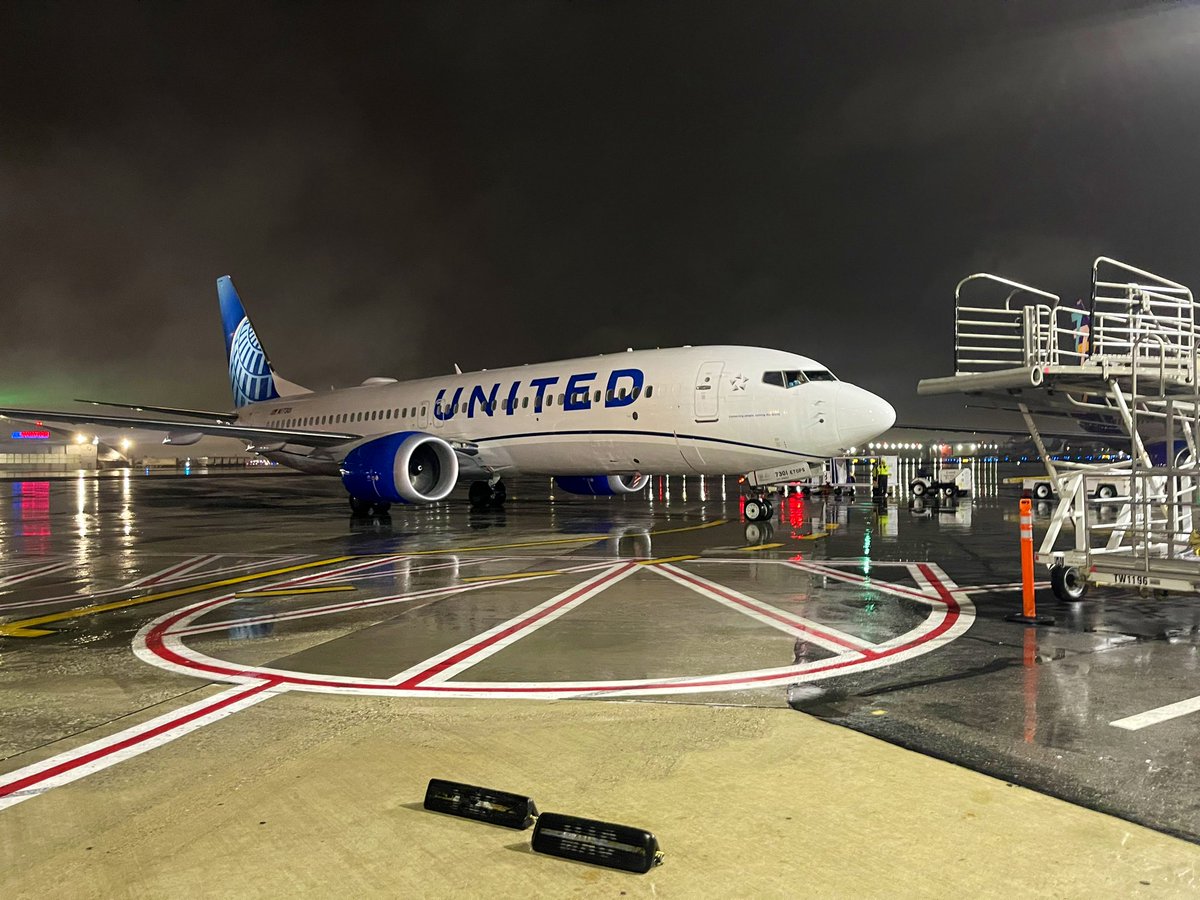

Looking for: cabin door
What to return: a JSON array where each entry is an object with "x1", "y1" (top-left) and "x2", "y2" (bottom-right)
[{"x1": 693, "y1": 361, "x2": 724, "y2": 422}]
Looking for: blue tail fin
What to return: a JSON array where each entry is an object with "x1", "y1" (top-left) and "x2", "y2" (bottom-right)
[{"x1": 217, "y1": 276, "x2": 284, "y2": 408}]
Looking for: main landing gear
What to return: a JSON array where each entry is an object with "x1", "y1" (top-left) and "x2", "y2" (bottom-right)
[
  {"x1": 743, "y1": 494, "x2": 775, "y2": 522},
  {"x1": 348, "y1": 496, "x2": 391, "y2": 516},
  {"x1": 469, "y1": 479, "x2": 507, "y2": 510}
]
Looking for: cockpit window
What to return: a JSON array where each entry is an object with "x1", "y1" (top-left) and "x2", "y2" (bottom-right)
[{"x1": 763, "y1": 369, "x2": 836, "y2": 387}]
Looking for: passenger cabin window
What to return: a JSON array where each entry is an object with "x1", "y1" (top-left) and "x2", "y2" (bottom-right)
[{"x1": 645, "y1": 386, "x2": 653, "y2": 398}]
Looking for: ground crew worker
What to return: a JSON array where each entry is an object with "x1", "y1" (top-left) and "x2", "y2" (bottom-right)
[{"x1": 874, "y1": 457, "x2": 890, "y2": 498}]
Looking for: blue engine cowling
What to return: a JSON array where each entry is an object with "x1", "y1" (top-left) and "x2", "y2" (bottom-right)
[
  {"x1": 340, "y1": 432, "x2": 459, "y2": 504},
  {"x1": 554, "y1": 474, "x2": 651, "y2": 496}
]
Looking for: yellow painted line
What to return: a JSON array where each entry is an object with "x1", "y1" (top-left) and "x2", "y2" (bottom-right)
[
  {"x1": 797, "y1": 532, "x2": 829, "y2": 541},
  {"x1": 461, "y1": 570, "x2": 563, "y2": 583},
  {"x1": 402, "y1": 519, "x2": 728, "y2": 556},
  {"x1": 234, "y1": 586, "x2": 356, "y2": 598},
  {"x1": 639, "y1": 555, "x2": 700, "y2": 566},
  {"x1": 0, "y1": 519, "x2": 732, "y2": 637},
  {"x1": 824, "y1": 524, "x2": 840, "y2": 531},
  {"x1": 738, "y1": 543, "x2": 784, "y2": 552},
  {"x1": 0, "y1": 556, "x2": 356, "y2": 639}
]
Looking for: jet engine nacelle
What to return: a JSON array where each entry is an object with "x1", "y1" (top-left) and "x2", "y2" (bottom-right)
[
  {"x1": 340, "y1": 432, "x2": 459, "y2": 504},
  {"x1": 554, "y1": 474, "x2": 651, "y2": 496}
]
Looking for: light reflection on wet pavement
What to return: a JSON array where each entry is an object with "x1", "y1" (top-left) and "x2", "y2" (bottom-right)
[{"x1": 0, "y1": 468, "x2": 1197, "y2": 842}]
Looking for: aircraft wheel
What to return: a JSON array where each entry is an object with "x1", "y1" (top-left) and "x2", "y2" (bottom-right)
[
  {"x1": 1096, "y1": 484, "x2": 1118, "y2": 500},
  {"x1": 940, "y1": 484, "x2": 956, "y2": 499},
  {"x1": 744, "y1": 498, "x2": 766, "y2": 521},
  {"x1": 348, "y1": 495, "x2": 373, "y2": 515},
  {"x1": 372, "y1": 502, "x2": 391, "y2": 515},
  {"x1": 1050, "y1": 565, "x2": 1089, "y2": 602},
  {"x1": 469, "y1": 480, "x2": 494, "y2": 509},
  {"x1": 490, "y1": 481, "x2": 507, "y2": 508},
  {"x1": 762, "y1": 499, "x2": 774, "y2": 519},
  {"x1": 745, "y1": 521, "x2": 774, "y2": 544},
  {"x1": 1033, "y1": 482, "x2": 1053, "y2": 500},
  {"x1": 911, "y1": 481, "x2": 926, "y2": 497}
]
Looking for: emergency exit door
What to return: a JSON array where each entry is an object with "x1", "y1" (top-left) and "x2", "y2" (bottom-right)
[{"x1": 693, "y1": 361, "x2": 724, "y2": 422}]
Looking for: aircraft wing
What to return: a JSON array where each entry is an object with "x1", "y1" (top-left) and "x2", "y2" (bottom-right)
[
  {"x1": 0, "y1": 406, "x2": 358, "y2": 449},
  {"x1": 74, "y1": 398, "x2": 238, "y2": 422}
]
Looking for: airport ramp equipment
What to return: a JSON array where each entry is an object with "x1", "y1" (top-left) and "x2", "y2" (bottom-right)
[{"x1": 918, "y1": 257, "x2": 1200, "y2": 601}]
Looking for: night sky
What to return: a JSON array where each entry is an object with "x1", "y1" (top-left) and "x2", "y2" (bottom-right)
[{"x1": 3, "y1": 1, "x2": 1198, "y2": 427}]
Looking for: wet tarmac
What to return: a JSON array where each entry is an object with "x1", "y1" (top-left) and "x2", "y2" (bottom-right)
[{"x1": 1, "y1": 467, "x2": 1199, "y2": 882}]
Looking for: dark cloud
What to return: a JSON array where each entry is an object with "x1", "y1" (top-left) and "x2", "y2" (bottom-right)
[{"x1": 0, "y1": 0, "x2": 1192, "y2": 426}]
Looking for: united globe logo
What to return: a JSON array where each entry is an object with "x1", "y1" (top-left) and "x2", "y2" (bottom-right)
[{"x1": 228, "y1": 317, "x2": 278, "y2": 407}]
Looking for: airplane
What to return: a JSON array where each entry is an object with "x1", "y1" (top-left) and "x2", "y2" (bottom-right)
[{"x1": 0, "y1": 277, "x2": 896, "y2": 519}]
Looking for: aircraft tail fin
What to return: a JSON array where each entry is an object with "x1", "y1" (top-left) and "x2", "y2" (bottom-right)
[{"x1": 217, "y1": 276, "x2": 309, "y2": 408}]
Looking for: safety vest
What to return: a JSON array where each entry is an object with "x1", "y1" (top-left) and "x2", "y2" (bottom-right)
[{"x1": 877, "y1": 459, "x2": 890, "y2": 477}]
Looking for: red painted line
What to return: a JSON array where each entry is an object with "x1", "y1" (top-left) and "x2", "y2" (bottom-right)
[
  {"x1": 788, "y1": 560, "x2": 943, "y2": 604},
  {"x1": 0, "y1": 681, "x2": 277, "y2": 801},
  {"x1": 395, "y1": 563, "x2": 636, "y2": 688},
  {"x1": 662, "y1": 566, "x2": 874, "y2": 655},
  {"x1": 144, "y1": 563, "x2": 964, "y2": 695}
]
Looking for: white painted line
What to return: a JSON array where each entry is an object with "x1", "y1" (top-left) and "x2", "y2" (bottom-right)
[
  {"x1": 284, "y1": 554, "x2": 409, "y2": 585},
  {"x1": 0, "y1": 561, "x2": 76, "y2": 591},
  {"x1": 392, "y1": 563, "x2": 638, "y2": 685},
  {"x1": 126, "y1": 554, "x2": 220, "y2": 588},
  {"x1": 0, "y1": 554, "x2": 312, "y2": 614},
  {"x1": 960, "y1": 581, "x2": 1050, "y2": 595},
  {"x1": 135, "y1": 558, "x2": 974, "y2": 699},
  {"x1": 787, "y1": 559, "x2": 944, "y2": 607},
  {"x1": 0, "y1": 682, "x2": 280, "y2": 811},
  {"x1": 168, "y1": 579, "x2": 508, "y2": 637},
  {"x1": 167, "y1": 558, "x2": 617, "y2": 638},
  {"x1": 651, "y1": 563, "x2": 876, "y2": 654},
  {"x1": 1111, "y1": 694, "x2": 1200, "y2": 730}
]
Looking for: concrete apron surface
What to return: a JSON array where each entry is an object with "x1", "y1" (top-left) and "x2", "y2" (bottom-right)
[{"x1": 1, "y1": 696, "x2": 1197, "y2": 899}]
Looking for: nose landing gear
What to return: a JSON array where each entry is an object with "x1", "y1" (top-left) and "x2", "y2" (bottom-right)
[{"x1": 743, "y1": 495, "x2": 775, "y2": 522}]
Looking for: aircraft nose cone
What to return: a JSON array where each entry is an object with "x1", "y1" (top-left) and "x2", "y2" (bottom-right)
[{"x1": 836, "y1": 385, "x2": 896, "y2": 449}]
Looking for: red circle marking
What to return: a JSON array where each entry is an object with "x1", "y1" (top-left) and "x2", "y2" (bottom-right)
[{"x1": 139, "y1": 561, "x2": 969, "y2": 696}]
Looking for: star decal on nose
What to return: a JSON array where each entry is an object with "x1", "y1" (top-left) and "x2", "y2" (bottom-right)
[{"x1": 730, "y1": 374, "x2": 748, "y2": 391}]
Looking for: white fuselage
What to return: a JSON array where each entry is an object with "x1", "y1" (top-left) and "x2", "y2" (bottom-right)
[{"x1": 236, "y1": 346, "x2": 894, "y2": 478}]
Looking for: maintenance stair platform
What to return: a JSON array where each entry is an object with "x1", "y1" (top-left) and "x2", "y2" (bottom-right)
[{"x1": 917, "y1": 257, "x2": 1200, "y2": 600}]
